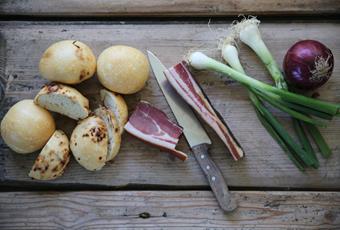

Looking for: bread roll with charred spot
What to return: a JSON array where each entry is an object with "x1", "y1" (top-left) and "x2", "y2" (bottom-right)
[
  {"x1": 70, "y1": 116, "x2": 108, "y2": 171},
  {"x1": 94, "y1": 107, "x2": 121, "y2": 161},
  {"x1": 39, "y1": 40, "x2": 96, "y2": 84},
  {"x1": 29, "y1": 130, "x2": 70, "y2": 180},
  {"x1": 34, "y1": 83, "x2": 90, "y2": 120}
]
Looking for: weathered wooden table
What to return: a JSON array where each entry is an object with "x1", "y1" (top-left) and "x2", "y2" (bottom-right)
[{"x1": 0, "y1": 1, "x2": 340, "y2": 229}]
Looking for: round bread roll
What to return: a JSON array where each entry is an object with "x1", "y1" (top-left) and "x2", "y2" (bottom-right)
[
  {"x1": 70, "y1": 116, "x2": 108, "y2": 171},
  {"x1": 39, "y1": 40, "x2": 96, "y2": 84},
  {"x1": 97, "y1": 45, "x2": 150, "y2": 94},
  {"x1": 0, "y1": 99, "x2": 56, "y2": 154},
  {"x1": 29, "y1": 130, "x2": 70, "y2": 180}
]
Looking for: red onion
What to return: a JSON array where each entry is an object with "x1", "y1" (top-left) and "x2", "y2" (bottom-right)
[{"x1": 283, "y1": 40, "x2": 334, "y2": 91}]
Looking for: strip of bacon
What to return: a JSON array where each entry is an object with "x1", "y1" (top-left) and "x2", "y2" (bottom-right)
[
  {"x1": 164, "y1": 61, "x2": 244, "y2": 160},
  {"x1": 124, "y1": 101, "x2": 188, "y2": 161}
]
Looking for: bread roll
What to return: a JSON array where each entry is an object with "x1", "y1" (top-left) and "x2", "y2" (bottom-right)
[
  {"x1": 29, "y1": 130, "x2": 70, "y2": 180},
  {"x1": 94, "y1": 107, "x2": 121, "y2": 161},
  {"x1": 70, "y1": 116, "x2": 108, "y2": 171},
  {"x1": 39, "y1": 40, "x2": 96, "y2": 84},
  {"x1": 0, "y1": 100, "x2": 56, "y2": 154},
  {"x1": 34, "y1": 83, "x2": 90, "y2": 120},
  {"x1": 100, "y1": 89, "x2": 128, "y2": 134},
  {"x1": 97, "y1": 45, "x2": 149, "y2": 94}
]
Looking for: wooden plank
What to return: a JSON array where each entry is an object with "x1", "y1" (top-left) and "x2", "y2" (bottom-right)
[
  {"x1": 0, "y1": 21, "x2": 339, "y2": 189},
  {"x1": 0, "y1": 191, "x2": 339, "y2": 229},
  {"x1": 0, "y1": 0, "x2": 340, "y2": 17}
]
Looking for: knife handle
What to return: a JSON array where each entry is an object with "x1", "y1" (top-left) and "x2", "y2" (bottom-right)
[{"x1": 192, "y1": 143, "x2": 237, "y2": 212}]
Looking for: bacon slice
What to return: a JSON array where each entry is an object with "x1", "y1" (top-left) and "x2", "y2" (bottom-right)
[
  {"x1": 164, "y1": 61, "x2": 244, "y2": 160},
  {"x1": 124, "y1": 101, "x2": 188, "y2": 161}
]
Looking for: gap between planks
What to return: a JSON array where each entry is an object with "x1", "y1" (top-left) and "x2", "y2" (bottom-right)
[{"x1": 2, "y1": 183, "x2": 340, "y2": 192}]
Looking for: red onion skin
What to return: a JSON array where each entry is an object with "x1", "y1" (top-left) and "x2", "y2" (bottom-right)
[{"x1": 283, "y1": 40, "x2": 334, "y2": 91}]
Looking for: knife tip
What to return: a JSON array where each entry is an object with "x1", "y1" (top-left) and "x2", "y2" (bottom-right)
[{"x1": 147, "y1": 50, "x2": 155, "y2": 57}]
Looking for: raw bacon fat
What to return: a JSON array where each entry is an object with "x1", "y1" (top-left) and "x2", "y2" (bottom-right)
[{"x1": 164, "y1": 61, "x2": 244, "y2": 160}]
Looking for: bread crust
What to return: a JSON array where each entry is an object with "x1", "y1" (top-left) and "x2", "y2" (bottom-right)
[
  {"x1": 0, "y1": 99, "x2": 56, "y2": 154},
  {"x1": 100, "y1": 89, "x2": 128, "y2": 134},
  {"x1": 94, "y1": 106, "x2": 121, "y2": 161},
  {"x1": 29, "y1": 130, "x2": 70, "y2": 180},
  {"x1": 97, "y1": 45, "x2": 149, "y2": 94},
  {"x1": 70, "y1": 116, "x2": 108, "y2": 171},
  {"x1": 34, "y1": 83, "x2": 90, "y2": 120},
  {"x1": 39, "y1": 40, "x2": 96, "y2": 84}
]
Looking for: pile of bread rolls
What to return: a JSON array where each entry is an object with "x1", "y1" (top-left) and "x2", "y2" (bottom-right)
[{"x1": 0, "y1": 40, "x2": 150, "y2": 180}]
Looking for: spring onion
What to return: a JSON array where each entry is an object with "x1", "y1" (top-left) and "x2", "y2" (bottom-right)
[
  {"x1": 230, "y1": 17, "x2": 332, "y2": 159},
  {"x1": 305, "y1": 123, "x2": 332, "y2": 158},
  {"x1": 254, "y1": 89, "x2": 326, "y2": 127},
  {"x1": 189, "y1": 52, "x2": 340, "y2": 116},
  {"x1": 219, "y1": 39, "x2": 316, "y2": 169},
  {"x1": 256, "y1": 90, "x2": 334, "y2": 120},
  {"x1": 292, "y1": 119, "x2": 319, "y2": 168},
  {"x1": 255, "y1": 107, "x2": 305, "y2": 171},
  {"x1": 231, "y1": 17, "x2": 287, "y2": 90},
  {"x1": 251, "y1": 92, "x2": 315, "y2": 167}
]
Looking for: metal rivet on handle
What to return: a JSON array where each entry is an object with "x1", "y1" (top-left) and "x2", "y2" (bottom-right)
[
  {"x1": 212, "y1": 176, "x2": 216, "y2": 181},
  {"x1": 206, "y1": 165, "x2": 210, "y2": 170},
  {"x1": 200, "y1": 154, "x2": 205, "y2": 159}
]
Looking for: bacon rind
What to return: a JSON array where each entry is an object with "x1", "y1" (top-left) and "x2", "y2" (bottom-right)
[
  {"x1": 124, "y1": 101, "x2": 188, "y2": 161},
  {"x1": 164, "y1": 62, "x2": 244, "y2": 160}
]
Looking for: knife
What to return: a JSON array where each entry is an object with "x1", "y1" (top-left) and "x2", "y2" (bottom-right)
[{"x1": 147, "y1": 51, "x2": 237, "y2": 212}]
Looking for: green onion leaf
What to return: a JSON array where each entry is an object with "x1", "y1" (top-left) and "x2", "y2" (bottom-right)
[
  {"x1": 254, "y1": 106, "x2": 305, "y2": 171},
  {"x1": 293, "y1": 120, "x2": 319, "y2": 168},
  {"x1": 251, "y1": 94, "x2": 315, "y2": 167},
  {"x1": 281, "y1": 101, "x2": 334, "y2": 120},
  {"x1": 254, "y1": 89, "x2": 326, "y2": 127},
  {"x1": 305, "y1": 123, "x2": 332, "y2": 158},
  {"x1": 198, "y1": 56, "x2": 340, "y2": 116}
]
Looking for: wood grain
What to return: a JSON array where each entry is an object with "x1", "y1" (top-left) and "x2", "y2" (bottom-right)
[
  {"x1": 0, "y1": 21, "x2": 339, "y2": 189},
  {"x1": 0, "y1": 191, "x2": 339, "y2": 229},
  {"x1": 0, "y1": 0, "x2": 339, "y2": 17}
]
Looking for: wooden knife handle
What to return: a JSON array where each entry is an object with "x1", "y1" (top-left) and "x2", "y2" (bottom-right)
[{"x1": 192, "y1": 143, "x2": 237, "y2": 212}]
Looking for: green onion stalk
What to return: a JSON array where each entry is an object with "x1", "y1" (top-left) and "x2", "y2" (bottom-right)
[
  {"x1": 188, "y1": 51, "x2": 340, "y2": 117},
  {"x1": 220, "y1": 39, "x2": 313, "y2": 170},
  {"x1": 230, "y1": 18, "x2": 287, "y2": 90},
  {"x1": 188, "y1": 52, "x2": 339, "y2": 166},
  {"x1": 231, "y1": 17, "x2": 332, "y2": 159}
]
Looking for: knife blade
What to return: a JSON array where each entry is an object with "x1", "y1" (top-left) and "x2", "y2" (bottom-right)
[{"x1": 147, "y1": 51, "x2": 237, "y2": 212}]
